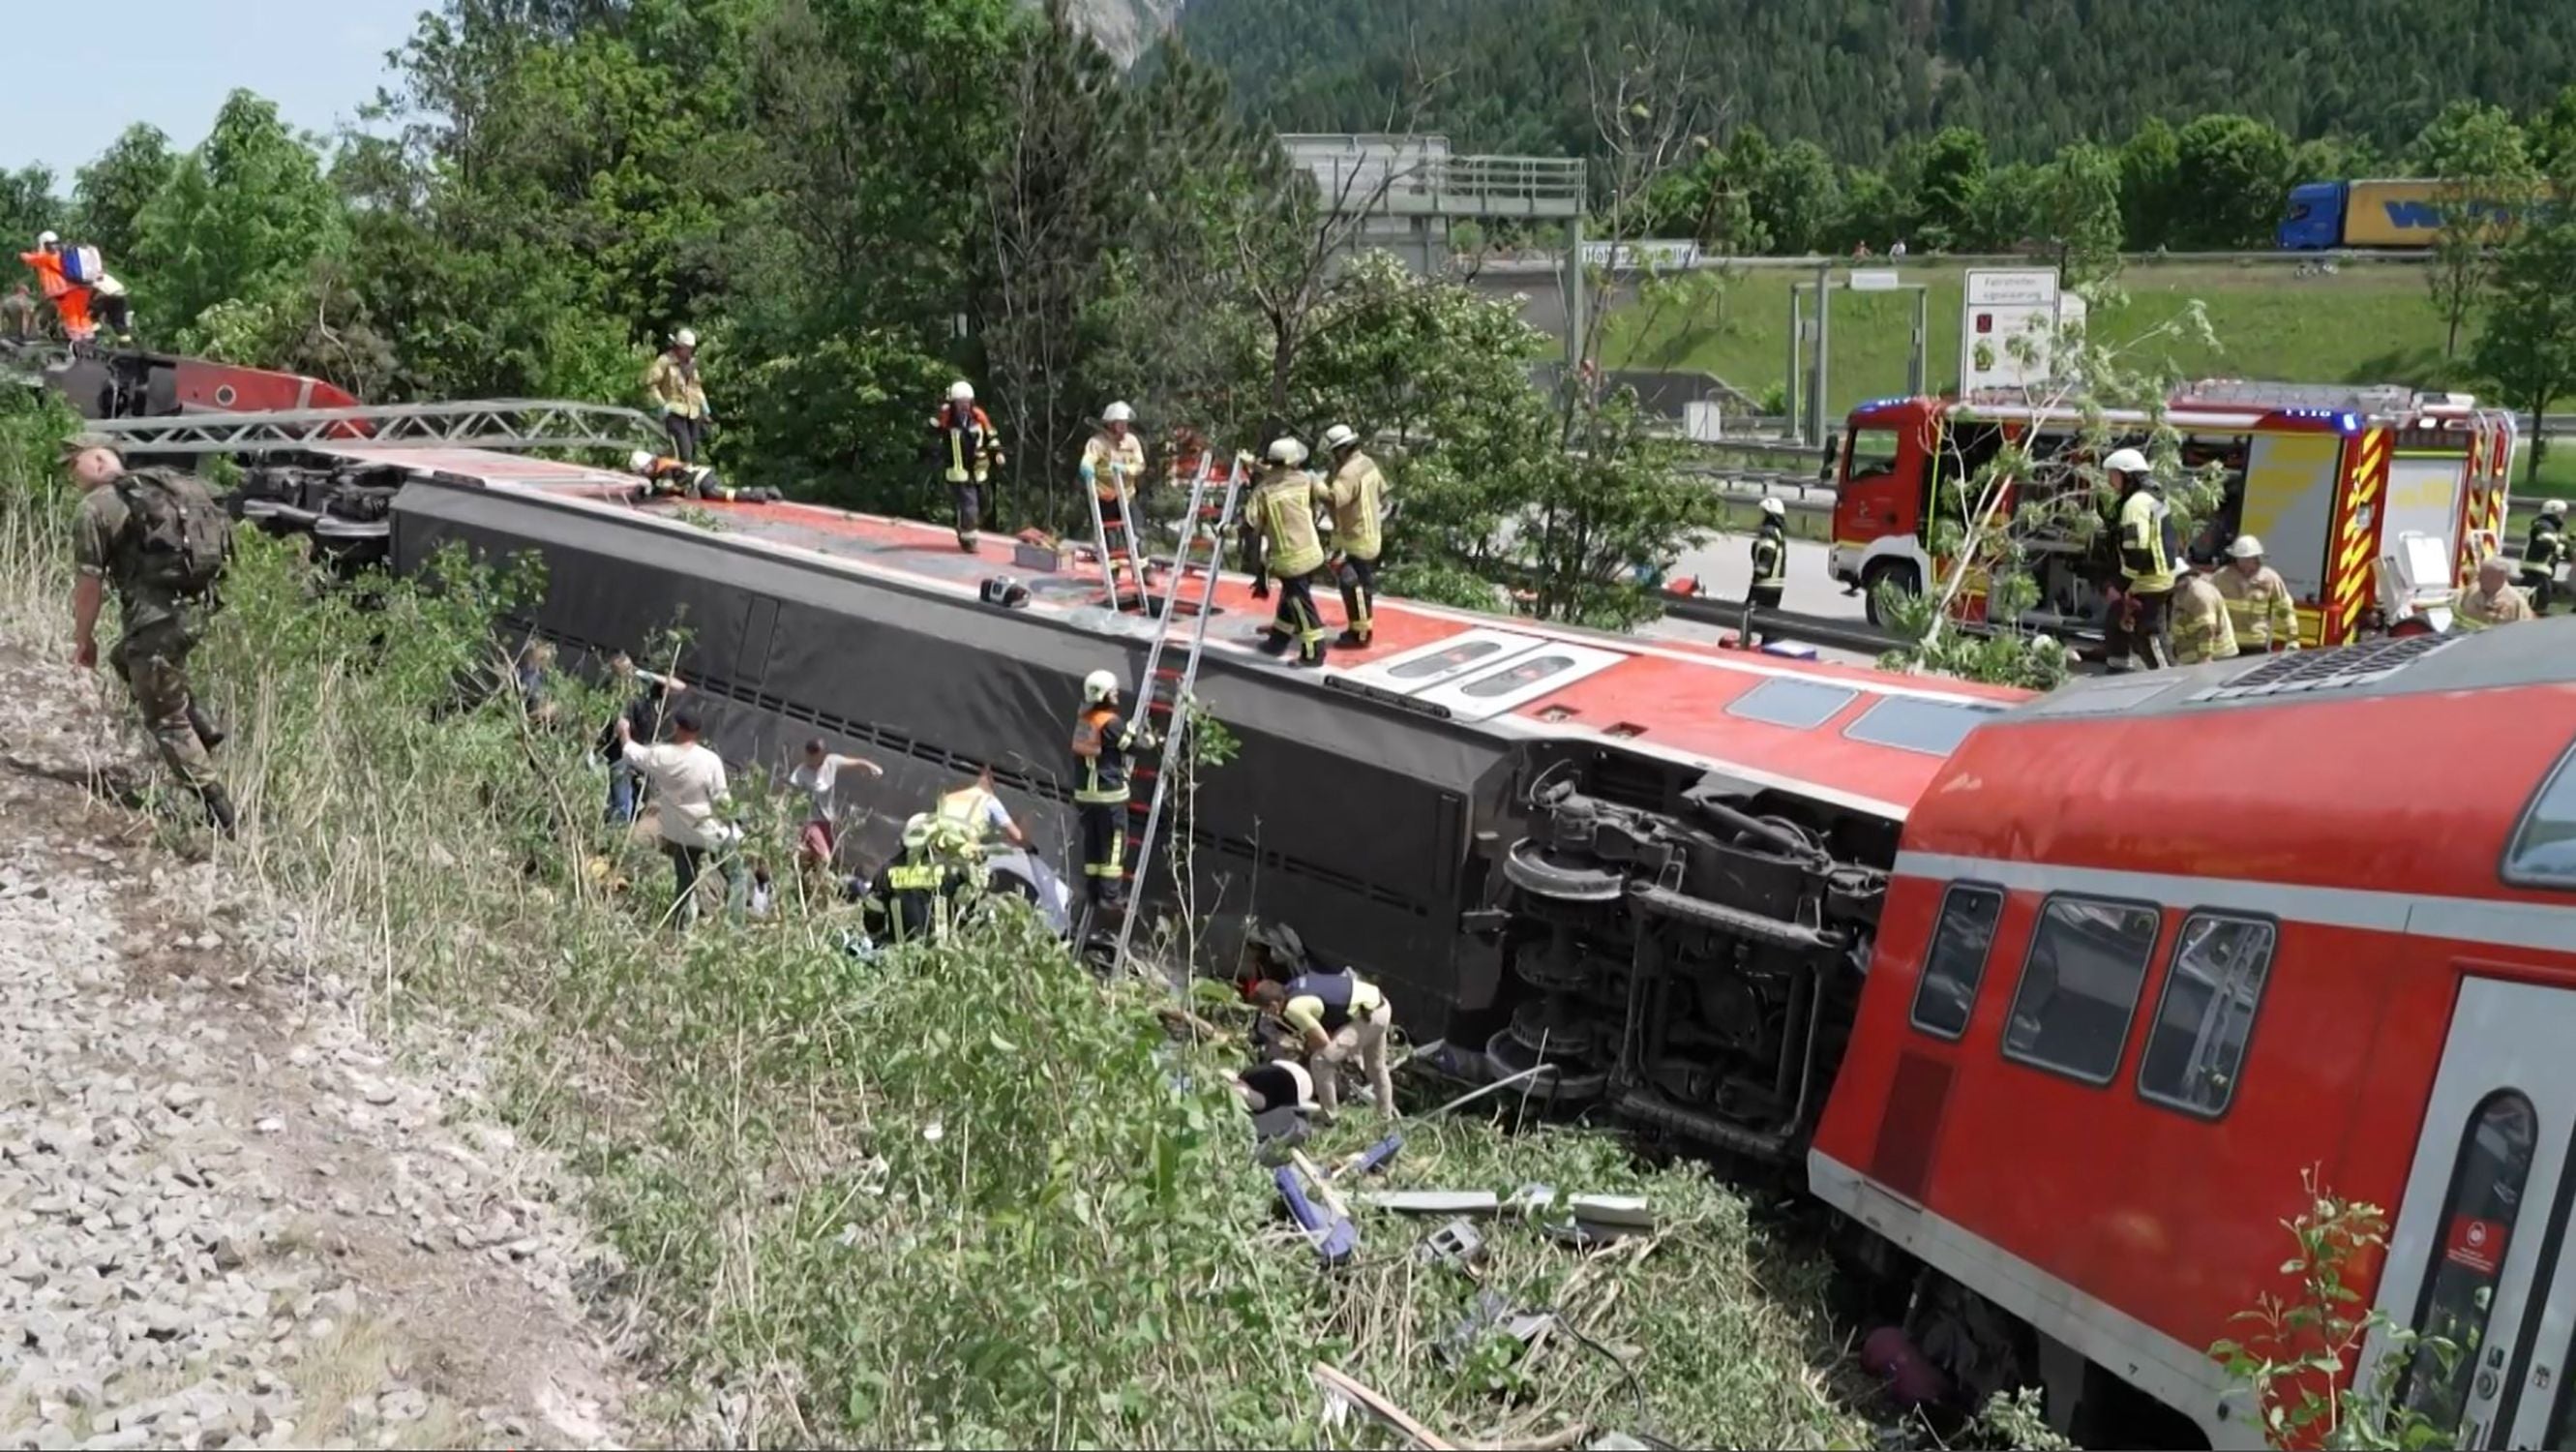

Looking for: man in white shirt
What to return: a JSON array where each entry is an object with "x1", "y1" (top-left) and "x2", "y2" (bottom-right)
[
  {"x1": 616, "y1": 709, "x2": 740, "y2": 926},
  {"x1": 790, "y1": 737, "x2": 884, "y2": 876}
]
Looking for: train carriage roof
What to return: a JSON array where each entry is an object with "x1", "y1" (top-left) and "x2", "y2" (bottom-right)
[
  {"x1": 1903, "y1": 620, "x2": 2576, "y2": 911},
  {"x1": 325, "y1": 443, "x2": 2031, "y2": 824}
]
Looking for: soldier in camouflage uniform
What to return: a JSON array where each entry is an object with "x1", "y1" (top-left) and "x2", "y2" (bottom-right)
[{"x1": 64, "y1": 437, "x2": 237, "y2": 837}]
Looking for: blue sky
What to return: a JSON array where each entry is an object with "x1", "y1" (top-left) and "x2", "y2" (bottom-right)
[{"x1": 1, "y1": 0, "x2": 423, "y2": 180}]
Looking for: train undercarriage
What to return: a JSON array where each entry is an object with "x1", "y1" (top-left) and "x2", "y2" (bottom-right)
[{"x1": 1477, "y1": 753, "x2": 1894, "y2": 1165}]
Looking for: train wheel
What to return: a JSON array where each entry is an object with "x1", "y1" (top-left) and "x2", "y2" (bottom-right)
[
  {"x1": 1502, "y1": 838, "x2": 1626, "y2": 902},
  {"x1": 1483, "y1": 1026, "x2": 1610, "y2": 1105}
]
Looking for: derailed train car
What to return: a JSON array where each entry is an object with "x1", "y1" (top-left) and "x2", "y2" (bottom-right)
[{"x1": 288, "y1": 442, "x2": 2025, "y2": 1171}]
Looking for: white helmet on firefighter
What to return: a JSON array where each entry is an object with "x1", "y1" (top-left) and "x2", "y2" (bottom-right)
[
  {"x1": 949, "y1": 380, "x2": 974, "y2": 404},
  {"x1": 900, "y1": 812, "x2": 937, "y2": 854},
  {"x1": 1083, "y1": 669, "x2": 1119, "y2": 705},
  {"x1": 673, "y1": 327, "x2": 697, "y2": 348},
  {"x1": 1102, "y1": 401, "x2": 1134, "y2": 425},
  {"x1": 1321, "y1": 423, "x2": 1359, "y2": 452},
  {"x1": 35, "y1": 229, "x2": 57, "y2": 248},
  {"x1": 2228, "y1": 534, "x2": 2264, "y2": 560},
  {"x1": 2546, "y1": 499, "x2": 2569, "y2": 519},
  {"x1": 1266, "y1": 437, "x2": 1308, "y2": 467},
  {"x1": 2104, "y1": 446, "x2": 2152, "y2": 481},
  {"x1": 628, "y1": 449, "x2": 657, "y2": 473},
  {"x1": 1758, "y1": 497, "x2": 1785, "y2": 519}
]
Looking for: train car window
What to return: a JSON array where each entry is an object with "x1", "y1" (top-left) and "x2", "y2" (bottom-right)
[
  {"x1": 2001, "y1": 895, "x2": 2161, "y2": 1085},
  {"x1": 1461, "y1": 654, "x2": 1573, "y2": 698},
  {"x1": 2397, "y1": 1090, "x2": 2538, "y2": 1437},
  {"x1": 1844, "y1": 695, "x2": 2009, "y2": 756},
  {"x1": 1391, "y1": 640, "x2": 1507, "y2": 681},
  {"x1": 1909, "y1": 884, "x2": 2005, "y2": 1040},
  {"x1": 1725, "y1": 678, "x2": 1860, "y2": 730},
  {"x1": 2136, "y1": 914, "x2": 2277, "y2": 1118},
  {"x1": 2503, "y1": 739, "x2": 2576, "y2": 890}
]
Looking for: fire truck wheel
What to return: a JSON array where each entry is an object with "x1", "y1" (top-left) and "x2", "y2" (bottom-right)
[{"x1": 1861, "y1": 560, "x2": 1920, "y2": 627}]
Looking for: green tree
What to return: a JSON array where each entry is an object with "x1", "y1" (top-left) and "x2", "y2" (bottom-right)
[
  {"x1": 2474, "y1": 194, "x2": 2576, "y2": 485},
  {"x1": 1755, "y1": 140, "x2": 1841, "y2": 256},
  {"x1": 2170, "y1": 114, "x2": 2293, "y2": 250},
  {"x1": 2411, "y1": 102, "x2": 2540, "y2": 358},
  {"x1": 130, "y1": 91, "x2": 345, "y2": 341},
  {"x1": 0, "y1": 166, "x2": 62, "y2": 258},
  {"x1": 2037, "y1": 142, "x2": 2125, "y2": 287},
  {"x1": 2118, "y1": 116, "x2": 2182, "y2": 251},
  {"x1": 1913, "y1": 126, "x2": 1989, "y2": 253},
  {"x1": 70, "y1": 125, "x2": 177, "y2": 267},
  {"x1": 1971, "y1": 161, "x2": 2043, "y2": 254}
]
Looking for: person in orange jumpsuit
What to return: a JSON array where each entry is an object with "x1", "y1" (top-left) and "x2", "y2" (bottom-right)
[{"x1": 18, "y1": 232, "x2": 95, "y2": 344}]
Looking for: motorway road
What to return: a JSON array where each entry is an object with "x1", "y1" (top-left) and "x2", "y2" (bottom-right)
[{"x1": 1639, "y1": 533, "x2": 1881, "y2": 664}]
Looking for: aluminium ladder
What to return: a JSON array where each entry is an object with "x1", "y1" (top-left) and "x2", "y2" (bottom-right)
[
  {"x1": 77, "y1": 399, "x2": 665, "y2": 456},
  {"x1": 1082, "y1": 446, "x2": 1153, "y2": 610},
  {"x1": 1109, "y1": 448, "x2": 1250, "y2": 981}
]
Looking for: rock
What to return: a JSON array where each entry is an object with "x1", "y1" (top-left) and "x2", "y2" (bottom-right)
[
  {"x1": 375, "y1": 1387, "x2": 428, "y2": 1424},
  {"x1": 253, "y1": 1118, "x2": 285, "y2": 1136},
  {"x1": 163, "y1": 1085, "x2": 207, "y2": 1113},
  {"x1": 140, "y1": 1303, "x2": 189, "y2": 1341},
  {"x1": 77, "y1": 1427, "x2": 153, "y2": 1451}
]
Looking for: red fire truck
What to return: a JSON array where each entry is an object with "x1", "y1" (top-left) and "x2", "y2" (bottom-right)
[
  {"x1": 1824, "y1": 382, "x2": 2518, "y2": 647},
  {"x1": 1811, "y1": 626, "x2": 2576, "y2": 1446}
]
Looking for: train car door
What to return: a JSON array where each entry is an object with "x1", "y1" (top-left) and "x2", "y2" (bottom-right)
[{"x1": 2372, "y1": 979, "x2": 2576, "y2": 1447}]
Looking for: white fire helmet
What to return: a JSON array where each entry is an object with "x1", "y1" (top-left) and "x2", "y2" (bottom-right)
[
  {"x1": 1083, "y1": 669, "x2": 1120, "y2": 704},
  {"x1": 2228, "y1": 534, "x2": 2264, "y2": 560},
  {"x1": 35, "y1": 230, "x2": 57, "y2": 248},
  {"x1": 1266, "y1": 437, "x2": 1307, "y2": 467},
  {"x1": 1102, "y1": 401, "x2": 1134, "y2": 425},
  {"x1": 900, "y1": 813, "x2": 936, "y2": 853},
  {"x1": 2103, "y1": 446, "x2": 2152, "y2": 479},
  {"x1": 949, "y1": 380, "x2": 974, "y2": 404},
  {"x1": 628, "y1": 449, "x2": 656, "y2": 473},
  {"x1": 1759, "y1": 497, "x2": 1785, "y2": 518},
  {"x1": 1321, "y1": 423, "x2": 1359, "y2": 452},
  {"x1": 2546, "y1": 499, "x2": 2569, "y2": 519},
  {"x1": 673, "y1": 327, "x2": 697, "y2": 348}
]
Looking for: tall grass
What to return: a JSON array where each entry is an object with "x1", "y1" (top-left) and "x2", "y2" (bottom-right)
[{"x1": 0, "y1": 395, "x2": 1874, "y2": 1448}]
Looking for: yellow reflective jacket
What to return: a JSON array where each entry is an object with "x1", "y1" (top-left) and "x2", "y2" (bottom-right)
[
  {"x1": 2214, "y1": 563, "x2": 2300, "y2": 651},
  {"x1": 2172, "y1": 573, "x2": 2239, "y2": 665},
  {"x1": 1252, "y1": 467, "x2": 1328, "y2": 580},
  {"x1": 1323, "y1": 450, "x2": 1387, "y2": 560},
  {"x1": 2117, "y1": 489, "x2": 2174, "y2": 593}
]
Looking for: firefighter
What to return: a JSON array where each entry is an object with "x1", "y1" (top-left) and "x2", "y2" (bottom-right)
[
  {"x1": 18, "y1": 231, "x2": 95, "y2": 345},
  {"x1": 2104, "y1": 447, "x2": 2176, "y2": 674},
  {"x1": 2171, "y1": 556, "x2": 2239, "y2": 666},
  {"x1": 930, "y1": 380, "x2": 1003, "y2": 552},
  {"x1": 2522, "y1": 501, "x2": 2567, "y2": 616},
  {"x1": 852, "y1": 813, "x2": 974, "y2": 947},
  {"x1": 1070, "y1": 668, "x2": 1154, "y2": 911},
  {"x1": 932, "y1": 766, "x2": 1032, "y2": 864},
  {"x1": 2456, "y1": 554, "x2": 2536, "y2": 631},
  {"x1": 2216, "y1": 535, "x2": 2300, "y2": 653},
  {"x1": 1247, "y1": 437, "x2": 1330, "y2": 669},
  {"x1": 1318, "y1": 423, "x2": 1386, "y2": 648},
  {"x1": 1081, "y1": 402, "x2": 1149, "y2": 597},
  {"x1": 89, "y1": 272, "x2": 133, "y2": 343},
  {"x1": 1747, "y1": 496, "x2": 1788, "y2": 647},
  {"x1": 1246, "y1": 923, "x2": 1397, "y2": 1120},
  {"x1": 624, "y1": 449, "x2": 780, "y2": 504},
  {"x1": 644, "y1": 328, "x2": 712, "y2": 465}
]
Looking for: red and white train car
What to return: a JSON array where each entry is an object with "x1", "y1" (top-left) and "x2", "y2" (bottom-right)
[{"x1": 1813, "y1": 625, "x2": 2576, "y2": 1446}]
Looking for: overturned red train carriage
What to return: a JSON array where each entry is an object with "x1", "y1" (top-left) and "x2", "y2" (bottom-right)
[{"x1": 158, "y1": 368, "x2": 2576, "y2": 1445}]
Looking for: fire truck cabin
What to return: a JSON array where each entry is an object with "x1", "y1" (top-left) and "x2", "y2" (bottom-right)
[
  {"x1": 1826, "y1": 382, "x2": 2515, "y2": 648},
  {"x1": 1811, "y1": 624, "x2": 2576, "y2": 1447}
]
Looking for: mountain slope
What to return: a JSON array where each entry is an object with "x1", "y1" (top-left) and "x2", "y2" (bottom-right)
[
  {"x1": 1176, "y1": 0, "x2": 2576, "y2": 162},
  {"x1": 1067, "y1": 0, "x2": 1190, "y2": 65}
]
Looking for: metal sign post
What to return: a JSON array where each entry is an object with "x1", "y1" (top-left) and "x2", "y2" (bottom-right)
[{"x1": 1786, "y1": 272, "x2": 1932, "y2": 443}]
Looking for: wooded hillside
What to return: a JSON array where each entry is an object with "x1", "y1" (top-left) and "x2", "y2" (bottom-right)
[{"x1": 1177, "y1": 0, "x2": 2576, "y2": 165}]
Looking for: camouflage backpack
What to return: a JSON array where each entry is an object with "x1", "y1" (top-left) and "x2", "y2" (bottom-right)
[{"x1": 113, "y1": 467, "x2": 231, "y2": 596}]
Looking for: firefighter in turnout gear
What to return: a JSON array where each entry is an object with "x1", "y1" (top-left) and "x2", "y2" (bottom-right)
[
  {"x1": 930, "y1": 380, "x2": 1003, "y2": 552},
  {"x1": 1747, "y1": 497, "x2": 1788, "y2": 647},
  {"x1": 63, "y1": 437, "x2": 236, "y2": 836},
  {"x1": 2216, "y1": 535, "x2": 2300, "y2": 652},
  {"x1": 625, "y1": 450, "x2": 781, "y2": 504},
  {"x1": 1247, "y1": 923, "x2": 1397, "y2": 1120},
  {"x1": 2171, "y1": 557, "x2": 2239, "y2": 666},
  {"x1": 2105, "y1": 447, "x2": 2178, "y2": 674},
  {"x1": 1247, "y1": 438, "x2": 1330, "y2": 668},
  {"x1": 854, "y1": 813, "x2": 973, "y2": 947},
  {"x1": 644, "y1": 328, "x2": 712, "y2": 465},
  {"x1": 1318, "y1": 424, "x2": 1385, "y2": 648},
  {"x1": 2523, "y1": 501, "x2": 2567, "y2": 616},
  {"x1": 2457, "y1": 554, "x2": 2537, "y2": 630},
  {"x1": 932, "y1": 766, "x2": 1031, "y2": 865},
  {"x1": 1082, "y1": 403, "x2": 1149, "y2": 596},
  {"x1": 1071, "y1": 669, "x2": 1154, "y2": 910}
]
